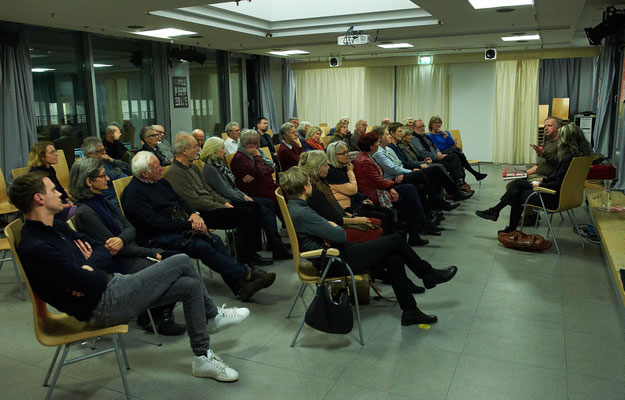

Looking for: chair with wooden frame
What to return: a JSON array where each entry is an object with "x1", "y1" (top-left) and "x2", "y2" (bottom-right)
[
  {"x1": 260, "y1": 146, "x2": 277, "y2": 181},
  {"x1": 321, "y1": 135, "x2": 333, "y2": 149},
  {"x1": 4, "y1": 219, "x2": 132, "y2": 400},
  {"x1": 448, "y1": 129, "x2": 482, "y2": 183},
  {"x1": 538, "y1": 105, "x2": 550, "y2": 128},
  {"x1": 55, "y1": 149, "x2": 70, "y2": 191},
  {"x1": 520, "y1": 156, "x2": 594, "y2": 255},
  {"x1": 0, "y1": 168, "x2": 24, "y2": 299},
  {"x1": 11, "y1": 165, "x2": 30, "y2": 180},
  {"x1": 275, "y1": 187, "x2": 364, "y2": 347},
  {"x1": 551, "y1": 98, "x2": 570, "y2": 122}
]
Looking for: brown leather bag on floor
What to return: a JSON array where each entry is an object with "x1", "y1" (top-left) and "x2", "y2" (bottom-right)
[{"x1": 497, "y1": 230, "x2": 552, "y2": 252}]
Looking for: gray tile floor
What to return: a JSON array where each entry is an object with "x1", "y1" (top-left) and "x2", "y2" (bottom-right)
[{"x1": 1, "y1": 163, "x2": 624, "y2": 399}]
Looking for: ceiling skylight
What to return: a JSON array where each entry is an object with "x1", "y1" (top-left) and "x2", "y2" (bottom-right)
[
  {"x1": 132, "y1": 28, "x2": 197, "y2": 39},
  {"x1": 32, "y1": 68, "x2": 55, "y2": 72},
  {"x1": 468, "y1": 0, "x2": 533, "y2": 9},
  {"x1": 501, "y1": 34, "x2": 540, "y2": 41},
  {"x1": 269, "y1": 50, "x2": 309, "y2": 56},
  {"x1": 377, "y1": 43, "x2": 414, "y2": 49}
]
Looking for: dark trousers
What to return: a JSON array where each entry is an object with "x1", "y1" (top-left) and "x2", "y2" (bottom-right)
[
  {"x1": 501, "y1": 179, "x2": 559, "y2": 230},
  {"x1": 434, "y1": 152, "x2": 464, "y2": 183},
  {"x1": 329, "y1": 234, "x2": 433, "y2": 311},
  {"x1": 420, "y1": 164, "x2": 460, "y2": 196},
  {"x1": 394, "y1": 184, "x2": 427, "y2": 235},
  {"x1": 232, "y1": 196, "x2": 284, "y2": 251},
  {"x1": 199, "y1": 207, "x2": 261, "y2": 264},
  {"x1": 359, "y1": 204, "x2": 394, "y2": 235},
  {"x1": 146, "y1": 232, "x2": 248, "y2": 294},
  {"x1": 444, "y1": 147, "x2": 481, "y2": 178},
  {"x1": 401, "y1": 170, "x2": 443, "y2": 210}
]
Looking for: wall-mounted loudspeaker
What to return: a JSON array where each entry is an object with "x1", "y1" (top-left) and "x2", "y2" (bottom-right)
[
  {"x1": 485, "y1": 49, "x2": 497, "y2": 60},
  {"x1": 329, "y1": 57, "x2": 342, "y2": 67}
]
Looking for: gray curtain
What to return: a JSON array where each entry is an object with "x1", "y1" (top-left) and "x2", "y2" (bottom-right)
[
  {"x1": 539, "y1": 58, "x2": 582, "y2": 120},
  {"x1": 592, "y1": 35, "x2": 620, "y2": 156},
  {"x1": 0, "y1": 22, "x2": 37, "y2": 182},
  {"x1": 258, "y1": 56, "x2": 280, "y2": 134},
  {"x1": 282, "y1": 59, "x2": 297, "y2": 122}
]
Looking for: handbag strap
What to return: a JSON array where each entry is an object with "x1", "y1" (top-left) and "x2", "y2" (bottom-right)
[{"x1": 369, "y1": 278, "x2": 397, "y2": 303}]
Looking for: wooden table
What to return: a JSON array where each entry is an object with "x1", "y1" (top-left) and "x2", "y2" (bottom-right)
[{"x1": 586, "y1": 181, "x2": 625, "y2": 307}]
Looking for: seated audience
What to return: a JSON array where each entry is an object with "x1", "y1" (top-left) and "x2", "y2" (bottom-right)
[
  {"x1": 476, "y1": 123, "x2": 591, "y2": 233},
  {"x1": 372, "y1": 124, "x2": 462, "y2": 216},
  {"x1": 276, "y1": 122, "x2": 304, "y2": 171},
  {"x1": 328, "y1": 116, "x2": 350, "y2": 136},
  {"x1": 298, "y1": 150, "x2": 383, "y2": 243},
  {"x1": 199, "y1": 137, "x2": 291, "y2": 259},
  {"x1": 282, "y1": 167, "x2": 458, "y2": 325},
  {"x1": 192, "y1": 128, "x2": 206, "y2": 149},
  {"x1": 154, "y1": 125, "x2": 174, "y2": 161},
  {"x1": 350, "y1": 119, "x2": 367, "y2": 150},
  {"x1": 69, "y1": 157, "x2": 185, "y2": 336},
  {"x1": 326, "y1": 141, "x2": 395, "y2": 235},
  {"x1": 353, "y1": 129, "x2": 435, "y2": 246},
  {"x1": 427, "y1": 116, "x2": 487, "y2": 182},
  {"x1": 9, "y1": 171, "x2": 249, "y2": 382},
  {"x1": 121, "y1": 151, "x2": 275, "y2": 301},
  {"x1": 330, "y1": 120, "x2": 359, "y2": 155},
  {"x1": 81, "y1": 136, "x2": 128, "y2": 209},
  {"x1": 140, "y1": 125, "x2": 170, "y2": 166},
  {"x1": 27, "y1": 141, "x2": 75, "y2": 221},
  {"x1": 255, "y1": 117, "x2": 279, "y2": 165},
  {"x1": 410, "y1": 119, "x2": 469, "y2": 191},
  {"x1": 224, "y1": 122, "x2": 241, "y2": 154},
  {"x1": 165, "y1": 133, "x2": 273, "y2": 266},
  {"x1": 303, "y1": 126, "x2": 325, "y2": 151},
  {"x1": 231, "y1": 130, "x2": 281, "y2": 215},
  {"x1": 102, "y1": 124, "x2": 129, "y2": 160},
  {"x1": 287, "y1": 117, "x2": 299, "y2": 130}
]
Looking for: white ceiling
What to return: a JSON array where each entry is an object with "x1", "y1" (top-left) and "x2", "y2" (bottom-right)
[{"x1": 1, "y1": 0, "x2": 621, "y2": 61}]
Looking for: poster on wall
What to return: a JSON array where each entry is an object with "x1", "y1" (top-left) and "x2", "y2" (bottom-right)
[{"x1": 173, "y1": 76, "x2": 188, "y2": 108}]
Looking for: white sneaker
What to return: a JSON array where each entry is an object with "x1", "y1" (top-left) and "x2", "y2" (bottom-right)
[
  {"x1": 206, "y1": 304, "x2": 250, "y2": 334},
  {"x1": 192, "y1": 350, "x2": 239, "y2": 382}
]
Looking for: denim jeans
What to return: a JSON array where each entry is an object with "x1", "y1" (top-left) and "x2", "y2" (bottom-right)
[
  {"x1": 146, "y1": 232, "x2": 248, "y2": 294},
  {"x1": 90, "y1": 254, "x2": 218, "y2": 356}
]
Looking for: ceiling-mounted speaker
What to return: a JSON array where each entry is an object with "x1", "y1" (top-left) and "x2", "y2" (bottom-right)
[
  {"x1": 485, "y1": 48, "x2": 497, "y2": 60},
  {"x1": 329, "y1": 56, "x2": 342, "y2": 67}
]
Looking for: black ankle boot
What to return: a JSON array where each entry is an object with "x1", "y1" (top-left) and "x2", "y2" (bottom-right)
[{"x1": 401, "y1": 307, "x2": 438, "y2": 326}]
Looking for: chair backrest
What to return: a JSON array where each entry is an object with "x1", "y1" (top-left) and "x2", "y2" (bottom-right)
[
  {"x1": 448, "y1": 129, "x2": 463, "y2": 150},
  {"x1": 321, "y1": 136, "x2": 333, "y2": 148},
  {"x1": 226, "y1": 153, "x2": 235, "y2": 169},
  {"x1": 275, "y1": 187, "x2": 304, "y2": 276},
  {"x1": 113, "y1": 176, "x2": 133, "y2": 216},
  {"x1": 11, "y1": 166, "x2": 30, "y2": 180},
  {"x1": 193, "y1": 159, "x2": 205, "y2": 169},
  {"x1": 55, "y1": 149, "x2": 70, "y2": 191},
  {"x1": 555, "y1": 156, "x2": 594, "y2": 211},
  {"x1": 551, "y1": 98, "x2": 570, "y2": 121},
  {"x1": 259, "y1": 146, "x2": 272, "y2": 160},
  {"x1": 266, "y1": 129, "x2": 273, "y2": 136},
  {"x1": 319, "y1": 123, "x2": 328, "y2": 127},
  {"x1": 221, "y1": 133, "x2": 228, "y2": 140},
  {"x1": 0, "y1": 168, "x2": 13, "y2": 205},
  {"x1": 538, "y1": 104, "x2": 549, "y2": 128},
  {"x1": 320, "y1": 126, "x2": 331, "y2": 136},
  {"x1": 4, "y1": 219, "x2": 56, "y2": 345}
]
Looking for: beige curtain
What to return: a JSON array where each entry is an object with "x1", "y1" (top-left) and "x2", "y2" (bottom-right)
[
  {"x1": 396, "y1": 64, "x2": 449, "y2": 126},
  {"x1": 364, "y1": 66, "x2": 394, "y2": 125},
  {"x1": 492, "y1": 59, "x2": 539, "y2": 163},
  {"x1": 294, "y1": 67, "x2": 366, "y2": 127}
]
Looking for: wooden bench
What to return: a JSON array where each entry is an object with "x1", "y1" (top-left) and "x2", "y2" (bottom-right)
[{"x1": 585, "y1": 181, "x2": 625, "y2": 308}]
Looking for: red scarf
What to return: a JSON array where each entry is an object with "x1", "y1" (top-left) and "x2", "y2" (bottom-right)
[{"x1": 306, "y1": 138, "x2": 324, "y2": 151}]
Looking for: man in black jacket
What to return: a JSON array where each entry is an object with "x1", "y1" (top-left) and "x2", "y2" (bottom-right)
[
  {"x1": 121, "y1": 151, "x2": 275, "y2": 301},
  {"x1": 9, "y1": 171, "x2": 250, "y2": 382}
]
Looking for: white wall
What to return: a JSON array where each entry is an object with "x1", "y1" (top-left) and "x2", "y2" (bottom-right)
[{"x1": 449, "y1": 62, "x2": 496, "y2": 162}]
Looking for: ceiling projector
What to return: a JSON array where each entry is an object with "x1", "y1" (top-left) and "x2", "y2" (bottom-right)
[{"x1": 337, "y1": 34, "x2": 372, "y2": 46}]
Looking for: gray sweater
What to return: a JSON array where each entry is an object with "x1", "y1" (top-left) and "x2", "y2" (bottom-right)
[
  {"x1": 165, "y1": 159, "x2": 226, "y2": 212},
  {"x1": 202, "y1": 162, "x2": 247, "y2": 203},
  {"x1": 287, "y1": 198, "x2": 346, "y2": 252}
]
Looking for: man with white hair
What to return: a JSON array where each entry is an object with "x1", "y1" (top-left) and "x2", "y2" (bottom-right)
[
  {"x1": 140, "y1": 125, "x2": 171, "y2": 166},
  {"x1": 166, "y1": 133, "x2": 274, "y2": 267},
  {"x1": 192, "y1": 129, "x2": 205, "y2": 149},
  {"x1": 154, "y1": 124, "x2": 174, "y2": 160},
  {"x1": 224, "y1": 122, "x2": 241, "y2": 154},
  {"x1": 102, "y1": 124, "x2": 128, "y2": 160},
  {"x1": 121, "y1": 151, "x2": 276, "y2": 301},
  {"x1": 287, "y1": 117, "x2": 299, "y2": 130}
]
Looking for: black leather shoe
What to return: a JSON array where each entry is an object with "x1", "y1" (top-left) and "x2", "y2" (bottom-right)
[
  {"x1": 251, "y1": 254, "x2": 273, "y2": 266},
  {"x1": 441, "y1": 199, "x2": 461, "y2": 211},
  {"x1": 272, "y1": 247, "x2": 292, "y2": 260},
  {"x1": 408, "y1": 234, "x2": 429, "y2": 246},
  {"x1": 423, "y1": 266, "x2": 458, "y2": 289},
  {"x1": 409, "y1": 281, "x2": 425, "y2": 294},
  {"x1": 431, "y1": 212, "x2": 443, "y2": 226},
  {"x1": 476, "y1": 208, "x2": 499, "y2": 221},
  {"x1": 238, "y1": 272, "x2": 276, "y2": 301},
  {"x1": 475, "y1": 172, "x2": 488, "y2": 181},
  {"x1": 401, "y1": 308, "x2": 438, "y2": 326},
  {"x1": 249, "y1": 266, "x2": 276, "y2": 288},
  {"x1": 452, "y1": 190, "x2": 474, "y2": 201}
]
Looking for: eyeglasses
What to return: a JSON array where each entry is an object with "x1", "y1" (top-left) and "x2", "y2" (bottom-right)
[
  {"x1": 91, "y1": 173, "x2": 108, "y2": 180},
  {"x1": 146, "y1": 134, "x2": 159, "y2": 138},
  {"x1": 95, "y1": 148, "x2": 106, "y2": 154},
  {"x1": 336, "y1": 151, "x2": 349, "y2": 156},
  {"x1": 155, "y1": 130, "x2": 164, "y2": 134}
]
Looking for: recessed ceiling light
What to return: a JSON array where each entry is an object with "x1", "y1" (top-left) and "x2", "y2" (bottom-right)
[
  {"x1": 268, "y1": 50, "x2": 309, "y2": 56},
  {"x1": 495, "y1": 8, "x2": 515, "y2": 12},
  {"x1": 468, "y1": 0, "x2": 533, "y2": 10},
  {"x1": 32, "y1": 68, "x2": 55, "y2": 72},
  {"x1": 133, "y1": 28, "x2": 198, "y2": 39},
  {"x1": 501, "y1": 34, "x2": 540, "y2": 41},
  {"x1": 93, "y1": 63, "x2": 113, "y2": 68},
  {"x1": 377, "y1": 43, "x2": 414, "y2": 49},
  {"x1": 127, "y1": 25, "x2": 145, "y2": 29}
]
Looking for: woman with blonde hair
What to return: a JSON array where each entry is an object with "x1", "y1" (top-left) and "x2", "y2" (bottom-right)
[
  {"x1": 27, "y1": 141, "x2": 76, "y2": 220},
  {"x1": 200, "y1": 137, "x2": 290, "y2": 259},
  {"x1": 303, "y1": 126, "x2": 324, "y2": 151}
]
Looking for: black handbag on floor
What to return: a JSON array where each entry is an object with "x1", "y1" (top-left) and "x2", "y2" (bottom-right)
[{"x1": 305, "y1": 283, "x2": 353, "y2": 334}]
